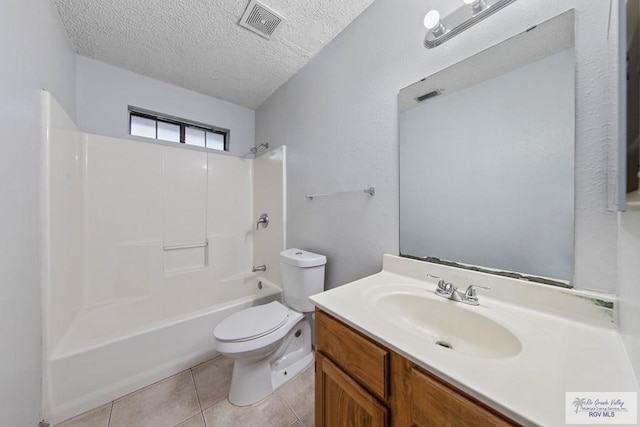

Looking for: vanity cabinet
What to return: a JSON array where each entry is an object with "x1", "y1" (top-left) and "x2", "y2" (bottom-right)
[
  {"x1": 315, "y1": 309, "x2": 519, "y2": 427},
  {"x1": 315, "y1": 309, "x2": 390, "y2": 427},
  {"x1": 316, "y1": 353, "x2": 389, "y2": 427}
]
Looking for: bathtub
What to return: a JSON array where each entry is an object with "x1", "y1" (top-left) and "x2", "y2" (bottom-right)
[{"x1": 45, "y1": 275, "x2": 281, "y2": 425}]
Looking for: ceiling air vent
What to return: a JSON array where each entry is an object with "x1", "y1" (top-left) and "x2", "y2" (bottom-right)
[
  {"x1": 239, "y1": 0, "x2": 286, "y2": 40},
  {"x1": 415, "y1": 89, "x2": 442, "y2": 103}
]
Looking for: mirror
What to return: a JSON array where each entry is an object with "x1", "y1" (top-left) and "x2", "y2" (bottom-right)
[
  {"x1": 399, "y1": 11, "x2": 575, "y2": 286},
  {"x1": 626, "y1": 0, "x2": 640, "y2": 199}
]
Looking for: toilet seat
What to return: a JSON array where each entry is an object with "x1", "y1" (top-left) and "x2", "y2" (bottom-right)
[
  {"x1": 214, "y1": 306, "x2": 303, "y2": 358},
  {"x1": 214, "y1": 301, "x2": 290, "y2": 342}
]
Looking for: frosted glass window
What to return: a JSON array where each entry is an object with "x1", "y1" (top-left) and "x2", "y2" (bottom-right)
[
  {"x1": 130, "y1": 115, "x2": 156, "y2": 139},
  {"x1": 157, "y1": 121, "x2": 180, "y2": 142},
  {"x1": 185, "y1": 126, "x2": 205, "y2": 147},
  {"x1": 206, "y1": 131, "x2": 225, "y2": 151}
]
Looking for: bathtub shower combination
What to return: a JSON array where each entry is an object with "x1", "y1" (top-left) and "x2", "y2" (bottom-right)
[{"x1": 41, "y1": 92, "x2": 287, "y2": 424}]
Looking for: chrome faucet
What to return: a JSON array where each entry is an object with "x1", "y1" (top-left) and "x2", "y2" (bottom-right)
[
  {"x1": 252, "y1": 265, "x2": 267, "y2": 272},
  {"x1": 256, "y1": 213, "x2": 269, "y2": 230},
  {"x1": 433, "y1": 278, "x2": 490, "y2": 306}
]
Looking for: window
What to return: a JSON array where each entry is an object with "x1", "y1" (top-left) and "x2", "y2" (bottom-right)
[{"x1": 129, "y1": 107, "x2": 229, "y2": 151}]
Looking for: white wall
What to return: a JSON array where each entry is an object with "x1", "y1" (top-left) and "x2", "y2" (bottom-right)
[
  {"x1": 256, "y1": 0, "x2": 620, "y2": 292},
  {"x1": 0, "y1": 0, "x2": 76, "y2": 425},
  {"x1": 76, "y1": 55, "x2": 256, "y2": 157},
  {"x1": 618, "y1": 209, "x2": 640, "y2": 380}
]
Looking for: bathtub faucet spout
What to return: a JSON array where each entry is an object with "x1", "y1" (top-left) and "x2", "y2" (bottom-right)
[{"x1": 252, "y1": 265, "x2": 267, "y2": 272}]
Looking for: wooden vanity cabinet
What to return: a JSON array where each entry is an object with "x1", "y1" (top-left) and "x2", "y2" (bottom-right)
[
  {"x1": 315, "y1": 309, "x2": 390, "y2": 427},
  {"x1": 316, "y1": 353, "x2": 389, "y2": 427},
  {"x1": 315, "y1": 309, "x2": 519, "y2": 427}
]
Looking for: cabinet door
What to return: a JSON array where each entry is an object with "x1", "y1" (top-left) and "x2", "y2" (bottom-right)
[{"x1": 315, "y1": 352, "x2": 389, "y2": 427}]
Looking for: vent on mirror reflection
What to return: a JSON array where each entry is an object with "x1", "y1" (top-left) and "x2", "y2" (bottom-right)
[{"x1": 415, "y1": 90, "x2": 442, "y2": 103}]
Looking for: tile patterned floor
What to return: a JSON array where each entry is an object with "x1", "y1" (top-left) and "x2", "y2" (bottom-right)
[{"x1": 55, "y1": 356, "x2": 314, "y2": 427}]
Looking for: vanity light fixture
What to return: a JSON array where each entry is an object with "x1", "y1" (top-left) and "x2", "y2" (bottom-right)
[{"x1": 423, "y1": 0, "x2": 518, "y2": 49}]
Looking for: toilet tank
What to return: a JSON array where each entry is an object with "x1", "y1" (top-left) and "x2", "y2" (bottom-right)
[{"x1": 280, "y1": 248, "x2": 326, "y2": 313}]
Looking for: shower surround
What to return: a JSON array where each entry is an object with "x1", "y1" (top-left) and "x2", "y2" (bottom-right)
[{"x1": 40, "y1": 92, "x2": 286, "y2": 424}]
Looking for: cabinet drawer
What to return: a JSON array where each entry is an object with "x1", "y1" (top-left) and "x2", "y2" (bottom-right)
[
  {"x1": 409, "y1": 366, "x2": 517, "y2": 427},
  {"x1": 315, "y1": 309, "x2": 389, "y2": 400}
]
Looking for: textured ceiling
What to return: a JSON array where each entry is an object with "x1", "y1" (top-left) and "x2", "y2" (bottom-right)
[{"x1": 53, "y1": 0, "x2": 376, "y2": 109}]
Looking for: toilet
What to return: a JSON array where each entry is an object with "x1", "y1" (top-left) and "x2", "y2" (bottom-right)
[{"x1": 213, "y1": 248, "x2": 326, "y2": 406}]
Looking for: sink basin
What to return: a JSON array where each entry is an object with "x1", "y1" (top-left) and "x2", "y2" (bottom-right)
[{"x1": 364, "y1": 284, "x2": 522, "y2": 359}]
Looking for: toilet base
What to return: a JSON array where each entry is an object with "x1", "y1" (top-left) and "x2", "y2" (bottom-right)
[
  {"x1": 272, "y1": 351, "x2": 314, "y2": 391},
  {"x1": 228, "y1": 319, "x2": 313, "y2": 406}
]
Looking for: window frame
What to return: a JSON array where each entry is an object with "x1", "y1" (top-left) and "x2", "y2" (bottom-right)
[{"x1": 128, "y1": 106, "x2": 230, "y2": 152}]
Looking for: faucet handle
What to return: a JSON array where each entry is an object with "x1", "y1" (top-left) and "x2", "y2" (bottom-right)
[
  {"x1": 464, "y1": 285, "x2": 490, "y2": 302},
  {"x1": 429, "y1": 275, "x2": 454, "y2": 296},
  {"x1": 427, "y1": 274, "x2": 445, "y2": 288}
]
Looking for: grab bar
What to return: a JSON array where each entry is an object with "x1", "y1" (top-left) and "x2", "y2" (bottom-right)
[
  {"x1": 305, "y1": 187, "x2": 375, "y2": 200},
  {"x1": 163, "y1": 241, "x2": 208, "y2": 251}
]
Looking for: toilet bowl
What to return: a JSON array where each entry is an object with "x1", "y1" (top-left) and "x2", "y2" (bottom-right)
[
  {"x1": 213, "y1": 249, "x2": 326, "y2": 406},
  {"x1": 214, "y1": 301, "x2": 312, "y2": 405}
]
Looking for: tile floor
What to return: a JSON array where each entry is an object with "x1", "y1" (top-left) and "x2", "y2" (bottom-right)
[{"x1": 54, "y1": 356, "x2": 314, "y2": 427}]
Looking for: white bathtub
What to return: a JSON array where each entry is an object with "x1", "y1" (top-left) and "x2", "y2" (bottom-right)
[{"x1": 45, "y1": 275, "x2": 281, "y2": 425}]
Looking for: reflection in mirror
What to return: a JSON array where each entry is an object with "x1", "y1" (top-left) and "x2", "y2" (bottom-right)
[{"x1": 399, "y1": 11, "x2": 575, "y2": 286}]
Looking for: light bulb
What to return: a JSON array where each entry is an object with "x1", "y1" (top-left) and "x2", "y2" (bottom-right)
[
  {"x1": 464, "y1": 0, "x2": 487, "y2": 13},
  {"x1": 423, "y1": 10, "x2": 441, "y2": 30},
  {"x1": 424, "y1": 10, "x2": 446, "y2": 36}
]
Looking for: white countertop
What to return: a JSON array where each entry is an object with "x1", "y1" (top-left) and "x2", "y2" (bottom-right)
[{"x1": 309, "y1": 255, "x2": 638, "y2": 427}]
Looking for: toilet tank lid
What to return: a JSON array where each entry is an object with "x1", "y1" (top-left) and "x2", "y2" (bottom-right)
[{"x1": 280, "y1": 248, "x2": 327, "y2": 267}]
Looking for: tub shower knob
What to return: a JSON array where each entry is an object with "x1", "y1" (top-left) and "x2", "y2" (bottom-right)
[{"x1": 256, "y1": 213, "x2": 269, "y2": 230}]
